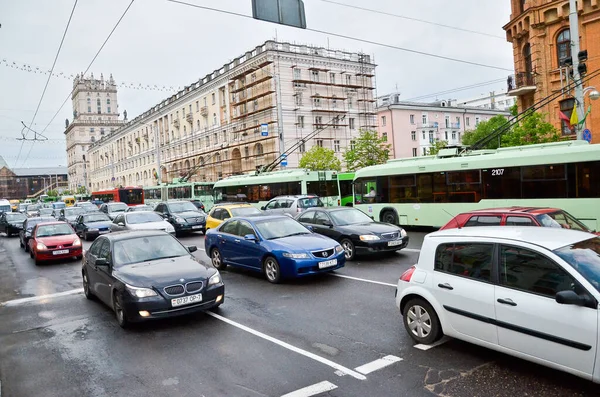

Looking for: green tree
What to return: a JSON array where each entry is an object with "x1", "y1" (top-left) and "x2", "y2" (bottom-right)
[
  {"x1": 46, "y1": 189, "x2": 58, "y2": 197},
  {"x1": 461, "y1": 115, "x2": 509, "y2": 150},
  {"x1": 76, "y1": 186, "x2": 87, "y2": 194},
  {"x1": 501, "y1": 110, "x2": 560, "y2": 146},
  {"x1": 298, "y1": 146, "x2": 341, "y2": 171},
  {"x1": 62, "y1": 190, "x2": 73, "y2": 195},
  {"x1": 343, "y1": 129, "x2": 390, "y2": 171},
  {"x1": 427, "y1": 139, "x2": 448, "y2": 156}
]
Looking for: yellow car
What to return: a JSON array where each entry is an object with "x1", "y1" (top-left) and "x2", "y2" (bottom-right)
[{"x1": 205, "y1": 204, "x2": 263, "y2": 230}]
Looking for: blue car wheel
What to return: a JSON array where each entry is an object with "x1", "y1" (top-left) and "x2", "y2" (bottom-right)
[
  {"x1": 263, "y1": 256, "x2": 281, "y2": 284},
  {"x1": 211, "y1": 248, "x2": 227, "y2": 271}
]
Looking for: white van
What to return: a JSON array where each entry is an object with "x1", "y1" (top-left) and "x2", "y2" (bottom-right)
[{"x1": 0, "y1": 199, "x2": 11, "y2": 213}]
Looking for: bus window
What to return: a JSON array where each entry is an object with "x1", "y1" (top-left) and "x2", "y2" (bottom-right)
[
  {"x1": 482, "y1": 166, "x2": 521, "y2": 199},
  {"x1": 521, "y1": 164, "x2": 567, "y2": 199},
  {"x1": 446, "y1": 170, "x2": 481, "y2": 203},
  {"x1": 389, "y1": 175, "x2": 417, "y2": 203},
  {"x1": 339, "y1": 180, "x2": 353, "y2": 206},
  {"x1": 354, "y1": 179, "x2": 377, "y2": 204},
  {"x1": 119, "y1": 189, "x2": 144, "y2": 205}
]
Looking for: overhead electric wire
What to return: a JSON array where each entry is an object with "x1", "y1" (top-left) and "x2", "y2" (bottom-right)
[
  {"x1": 317, "y1": 0, "x2": 506, "y2": 40},
  {"x1": 403, "y1": 78, "x2": 507, "y2": 102},
  {"x1": 165, "y1": 0, "x2": 513, "y2": 72},
  {"x1": 37, "y1": 0, "x2": 136, "y2": 141},
  {"x1": 15, "y1": 0, "x2": 78, "y2": 168}
]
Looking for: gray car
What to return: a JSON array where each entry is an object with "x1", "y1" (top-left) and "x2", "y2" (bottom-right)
[
  {"x1": 261, "y1": 195, "x2": 325, "y2": 217},
  {"x1": 110, "y1": 211, "x2": 175, "y2": 234}
]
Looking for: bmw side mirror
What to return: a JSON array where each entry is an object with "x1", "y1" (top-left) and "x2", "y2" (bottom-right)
[
  {"x1": 555, "y1": 290, "x2": 585, "y2": 306},
  {"x1": 323, "y1": 221, "x2": 333, "y2": 228},
  {"x1": 96, "y1": 258, "x2": 110, "y2": 270},
  {"x1": 187, "y1": 245, "x2": 198, "y2": 253},
  {"x1": 261, "y1": 206, "x2": 266, "y2": 211},
  {"x1": 244, "y1": 234, "x2": 257, "y2": 242}
]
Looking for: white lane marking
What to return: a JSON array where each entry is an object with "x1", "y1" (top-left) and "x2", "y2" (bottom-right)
[
  {"x1": 0, "y1": 288, "x2": 83, "y2": 307},
  {"x1": 414, "y1": 337, "x2": 450, "y2": 351},
  {"x1": 330, "y1": 273, "x2": 396, "y2": 287},
  {"x1": 207, "y1": 312, "x2": 367, "y2": 380},
  {"x1": 403, "y1": 248, "x2": 421, "y2": 253},
  {"x1": 355, "y1": 355, "x2": 403, "y2": 375},
  {"x1": 281, "y1": 381, "x2": 337, "y2": 397}
]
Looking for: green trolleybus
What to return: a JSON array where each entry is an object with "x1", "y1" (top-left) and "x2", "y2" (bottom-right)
[
  {"x1": 213, "y1": 169, "x2": 346, "y2": 208},
  {"x1": 144, "y1": 180, "x2": 215, "y2": 210},
  {"x1": 353, "y1": 141, "x2": 600, "y2": 230}
]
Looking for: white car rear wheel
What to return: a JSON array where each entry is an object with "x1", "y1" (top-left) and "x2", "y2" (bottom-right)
[{"x1": 402, "y1": 298, "x2": 443, "y2": 345}]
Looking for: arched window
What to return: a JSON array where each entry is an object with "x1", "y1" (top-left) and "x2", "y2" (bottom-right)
[
  {"x1": 557, "y1": 29, "x2": 571, "y2": 66},
  {"x1": 523, "y1": 43, "x2": 532, "y2": 73},
  {"x1": 254, "y1": 143, "x2": 264, "y2": 156},
  {"x1": 87, "y1": 98, "x2": 91, "y2": 113}
]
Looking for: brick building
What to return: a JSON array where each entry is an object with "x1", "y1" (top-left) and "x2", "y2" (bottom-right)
[
  {"x1": 0, "y1": 156, "x2": 68, "y2": 200},
  {"x1": 504, "y1": 0, "x2": 600, "y2": 142}
]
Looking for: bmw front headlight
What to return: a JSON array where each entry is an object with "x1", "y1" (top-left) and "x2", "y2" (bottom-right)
[
  {"x1": 126, "y1": 284, "x2": 158, "y2": 298},
  {"x1": 208, "y1": 271, "x2": 222, "y2": 286},
  {"x1": 283, "y1": 252, "x2": 309, "y2": 259},
  {"x1": 400, "y1": 228, "x2": 407, "y2": 238},
  {"x1": 359, "y1": 235, "x2": 380, "y2": 241}
]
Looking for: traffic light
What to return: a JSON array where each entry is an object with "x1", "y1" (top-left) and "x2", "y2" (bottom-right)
[
  {"x1": 251, "y1": 0, "x2": 307, "y2": 29},
  {"x1": 578, "y1": 50, "x2": 588, "y2": 76}
]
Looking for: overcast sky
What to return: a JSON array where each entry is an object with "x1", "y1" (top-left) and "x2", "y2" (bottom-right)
[{"x1": 0, "y1": 0, "x2": 513, "y2": 168}]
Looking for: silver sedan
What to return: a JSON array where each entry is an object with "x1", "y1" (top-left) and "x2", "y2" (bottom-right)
[{"x1": 110, "y1": 211, "x2": 175, "y2": 234}]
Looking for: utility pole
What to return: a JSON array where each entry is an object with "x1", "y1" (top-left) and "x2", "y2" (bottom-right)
[
  {"x1": 569, "y1": 0, "x2": 585, "y2": 140},
  {"x1": 154, "y1": 124, "x2": 162, "y2": 185}
]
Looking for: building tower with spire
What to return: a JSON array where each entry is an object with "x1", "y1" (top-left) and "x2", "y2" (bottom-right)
[{"x1": 64, "y1": 73, "x2": 124, "y2": 191}]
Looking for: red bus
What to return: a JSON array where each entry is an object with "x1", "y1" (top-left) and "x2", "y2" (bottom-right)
[{"x1": 91, "y1": 187, "x2": 145, "y2": 206}]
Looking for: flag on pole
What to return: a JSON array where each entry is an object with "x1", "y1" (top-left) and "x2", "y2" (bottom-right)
[
  {"x1": 579, "y1": 105, "x2": 592, "y2": 125},
  {"x1": 570, "y1": 108, "x2": 579, "y2": 126},
  {"x1": 559, "y1": 111, "x2": 571, "y2": 124}
]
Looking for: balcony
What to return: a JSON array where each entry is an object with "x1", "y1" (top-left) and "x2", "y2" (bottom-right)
[
  {"x1": 200, "y1": 106, "x2": 208, "y2": 116},
  {"x1": 507, "y1": 72, "x2": 536, "y2": 96}
]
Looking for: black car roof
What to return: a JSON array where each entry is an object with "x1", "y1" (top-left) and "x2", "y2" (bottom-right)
[{"x1": 99, "y1": 229, "x2": 170, "y2": 242}]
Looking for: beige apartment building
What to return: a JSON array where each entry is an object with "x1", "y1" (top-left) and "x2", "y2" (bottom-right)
[
  {"x1": 64, "y1": 73, "x2": 124, "y2": 190},
  {"x1": 87, "y1": 40, "x2": 376, "y2": 191}
]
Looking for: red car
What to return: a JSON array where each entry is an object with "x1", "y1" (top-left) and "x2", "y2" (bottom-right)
[
  {"x1": 28, "y1": 221, "x2": 83, "y2": 265},
  {"x1": 440, "y1": 207, "x2": 598, "y2": 234}
]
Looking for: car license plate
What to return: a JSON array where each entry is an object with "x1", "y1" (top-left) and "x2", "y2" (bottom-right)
[
  {"x1": 192, "y1": 225, "x2": 202, "y2": 229},
  {"x1": 318, "y1": 259, "x2": 337, "y2": 269},
  {"x1": 53, "y1": 249, "x2": 69, "y2": 255},
  {"x1": 171, "y1": 293, "x2": 202, "y2": 307},
  {"x1": 388, "y1": 240, "x2": 403, "y2": 247}
]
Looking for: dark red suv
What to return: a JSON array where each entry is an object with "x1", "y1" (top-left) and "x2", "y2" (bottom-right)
[{"x1": 440, "y1": 207, "x2": 598, "y2": 234}]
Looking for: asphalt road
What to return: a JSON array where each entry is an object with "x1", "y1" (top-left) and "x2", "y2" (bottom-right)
[{"x1": 0, "y1": 230, "x2": 598, "y2": 397}]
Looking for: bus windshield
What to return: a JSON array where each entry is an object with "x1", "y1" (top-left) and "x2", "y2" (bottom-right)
[{"x1": 119, "y1": 189, "x2": 144, "y2": 205}]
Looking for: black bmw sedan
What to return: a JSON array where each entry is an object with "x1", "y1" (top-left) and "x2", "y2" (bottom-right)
[
  {"x1": 82, "y1": 230, "x2": 224, "y2": 328},
  {"x1": 296, "y1": 207, "x2": 409, "y2": 260}
]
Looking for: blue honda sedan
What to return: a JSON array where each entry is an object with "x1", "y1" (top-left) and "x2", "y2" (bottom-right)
[{"x1": 204, "y1": 215, "x2": 345, "y2": 283}]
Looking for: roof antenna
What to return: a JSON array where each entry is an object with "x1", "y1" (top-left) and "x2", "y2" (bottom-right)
[{"x1": 442, "y1": 208, "x2": 461, "y2": 229}]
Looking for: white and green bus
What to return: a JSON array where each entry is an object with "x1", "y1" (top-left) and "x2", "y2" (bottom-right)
[
  {"x1": 354, "y1": 140, "x2": 600, "y2": 230},
  {"x1": 144, "y1": 179, "x2": 215, "y2": 210},
  {"x1": 213, "y1": 169, "x2": 346, "y2": 208}
]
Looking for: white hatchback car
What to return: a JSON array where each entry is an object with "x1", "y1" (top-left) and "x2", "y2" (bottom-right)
[{"x1": 396, "y1": 227, "x2": 600, "y2": 383}]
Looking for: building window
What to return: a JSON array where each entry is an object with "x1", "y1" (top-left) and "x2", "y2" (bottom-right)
[
  {"x1": 212, "y1": 93, "x2": 216, "y2": 105},
  {"x1": 412, "y1": 148, "x2": 417, "y2": 157},
  {"x1": 466, "y1": 117, "x2": 470, "y2": 126},
  {"x1": 196, "y1": 101, "x2": 199, "y2": 112},
  {"x1": 189, "y1": 104, "x2": 192, "y2": 114},
  {"x1": 349, "y1": 118, "x2": 355, "y2": 130},
  {"x1": 557, "y1": 29, "x2": 571, "y2": 66},
  {"x1": 107, "y1": 106, "x2": 111, "y2": 113},
  {"x1": 409, "y1": 114, "x2": 415, "y2": 124},
  {"x1": 523, "y1": 42, "x2": 533, "y2": 76},
  {"x1": 203, "y1": 97, "x2": 207, "y2": 106},
  {"x1": 253, "y1": 100, "x2": 259, "y2": 111},
  {"x1": 254, "y1": 143, "x2": 264, "y2": 155},
  {"x1": 299, "y1": 141, "x2": 306, "y2": 153},
  {"x1": 411, "y1": 131, "x2": 416, "y2": 141},
  {"x1": 244, "y1": 146, "x2": 249, "y2": 157},
  {"x1": 429, "y1": 131, "x2": 434, "y2": 143},
  {"x1": 350, "y1": 140, "x2": 355, "y2": 150},
  {"x1": 381, "y1": 116, "x2": 386, "y2": 126},
  {"x1": 422, "y1": 114, "x2": 428, "y2": 125},
  {"x1": 329, "y1": 73, "x2": 336, "y2": 84},
  {"x1": 182, "y1": 107, "x2": 186, "y2": 117},
  {"x1": 316, "y1": 139, "x2": 323, "y2": 148},
  {"x1": 445, "y1": 131, "x2": 448, "y2": 140},
  {"x1": 197, "y1": 120, "x2": 200, "y2": 130},
  {"x1": 315, "y1": 116, "x2": 323, "y2": 126},
  {"x1": 213, "y1": 113, "x2": 217, "y2": 125},
  {"x1": 313, "y1": 97, "x2": 321, "y2": 107},
  {"x1": 107, "y1": 98, "x2": 111, "y2": 105},
  {"x1": 295, "y1": 93, "x2": 303, "y2": 106},
  {"x1": 475, "y1": 117, "x2": 480, "y2": 126},
  {"x1": 334, "y1": 140, "x2": 340, "y2": 152},
  {"x1": 445, "y1": 116, "x2": 450, "y2": 128},
  {"x1": 294, "y1": 68, "x2": 301, "y2": 80},
  {"x1": 382, "y1": 132, "x2": 388, "y2": 142},
  {"x1": 422, "y1": 147, "x2": 427, "y2": 156},
  {"x1": 97, "y1": 98, "x2": 101, "y2": 114},
  {"x1": 311, "y1": 70, "x2": 319, "y2": 82},
  {"x1": 345, "y1": 75, "x2": 351, "y2": 85},
  {"x1": 452, "y1": 131, "x2": 456, "y2": 140},
  {"x1": 298, "y1": 115, "x2": 305, "y2": 128},
  {"x1": 422, "y1": 131, "x2": 426, "y2": 140},
  {"x1": 332, "y1": 98, "x2": 337, "y2": 108},
  {"x1": 90, "y1": 127, "x2": 95, "y2": 134},
  {"x1": 348, "y1": 98, "x2": 353, "y2": 109},
  {"x1": 213, "y1": 133, "x2": 218, "y2": 144}
]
